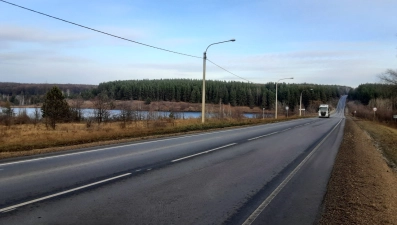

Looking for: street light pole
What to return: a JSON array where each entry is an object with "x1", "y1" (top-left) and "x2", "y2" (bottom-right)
[
  {"x1": 275, "y1": 77, "x2": 293, "y2": 119},
  {"x1": 299, "y1": 88, "x2": 313, "y2": 116},
  {"x1": 202, "y1": 39, "x2": 235, "y2": 123}
]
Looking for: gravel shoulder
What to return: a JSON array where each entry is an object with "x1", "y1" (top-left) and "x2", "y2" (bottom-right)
[{"x1": 319, "y1": 117, "x2": 397, "y2": 224}]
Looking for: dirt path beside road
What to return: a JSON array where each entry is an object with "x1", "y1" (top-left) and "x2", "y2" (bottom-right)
[{"x1": 319, "y1": 118, "x2": 397, "y2": 224}]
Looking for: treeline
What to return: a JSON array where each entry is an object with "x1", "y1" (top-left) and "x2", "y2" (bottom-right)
[
  {"x1": 0, "y1": 80, "x2": 348, "y2": 110},
  {"x1": 347, "y1": 83, "x2": 397, "y2": 124},
  {"x1": 88, "y1": 79, "x2": 347, "y2": 110},
  {"x1": 0, "y1": 82, "x2": 95, "y2": 105},
  {"x1": 348, "y1": 83, "x2": 397, "y2": 105}
]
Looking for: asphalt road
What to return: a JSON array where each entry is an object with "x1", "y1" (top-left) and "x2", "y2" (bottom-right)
[{"x1": 0, "y1": 96, "x2": 347, "y2": 225}]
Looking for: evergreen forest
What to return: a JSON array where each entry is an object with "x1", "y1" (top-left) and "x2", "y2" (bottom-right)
[
  {"x1": 348, "y1": 83, "x2": 397, "y2": 105},
  {"x1": 89, "y1": 79, "x2": 347, "y2": 111},
  {"x1": 0, "y1": 80, "x2": 349, "y2": 111}
]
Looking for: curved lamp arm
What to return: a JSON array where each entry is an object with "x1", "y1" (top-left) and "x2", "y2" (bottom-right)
[{"x1": 205, "y1": 39, "x2": 235, "y2": 53}]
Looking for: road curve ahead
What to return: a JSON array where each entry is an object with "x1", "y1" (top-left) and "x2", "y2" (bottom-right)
[{"x1": 0, "y1": 96, "x2": 347, "y2": 225}]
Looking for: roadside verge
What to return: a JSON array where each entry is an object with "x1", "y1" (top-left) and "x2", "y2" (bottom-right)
[{"x1": 319, "y1": 117, "x2": 397, "y2": 224}]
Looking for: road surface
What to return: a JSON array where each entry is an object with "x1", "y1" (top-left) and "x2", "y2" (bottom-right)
[{"x1": 0, "y1": 96, "x2": 347, "y2": 224}]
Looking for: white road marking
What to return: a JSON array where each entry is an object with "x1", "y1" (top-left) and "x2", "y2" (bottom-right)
[
  {"x1": 147, "y1": 168, "x2": 152, "y2": 171},
  {"x1": 135, "y1": 169, "x2": 141, "y2": 172},
  {"x1": 242, "y1": 119, "x2": 343, "y2": 225},
  {"x1": 1, "y1": 208, "x2": 15, "y2": 213},
  {"x1": 171, "y1": 143, "x2": 237, "y2": 162},
  {"x1": 247, "y1": 132, "x2": 279, "y2": 141},
  {"x1": 0, "y1": 121, "x2": 298, "y2": 167},
  {"x1": 0, "y1": 173, "x2": 131, "y2": 213}
]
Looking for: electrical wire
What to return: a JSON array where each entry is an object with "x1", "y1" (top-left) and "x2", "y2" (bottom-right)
[
  {"x1": 206, "y1": 59, "x2": 253, "y2": 83},
  {"x1": 0, "y1": 0, "x2": 201, "y2": 59},
  {"x1": 1, "y1": 0, "x2": 256, "y2": 83}
]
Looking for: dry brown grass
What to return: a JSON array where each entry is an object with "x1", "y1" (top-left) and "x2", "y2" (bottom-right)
[
  {"x1": 354, "y1": 119, "x2": 397, "y2": 168},
  {"x1": 347, "y1": 100, "x2": 397, "y2": 127},
  {"x1": 319, "y1": 118, "x2": 397, "y2": 224},
  {"x1": 0, "y1": 116, "x2": 304, "y2": 159}
]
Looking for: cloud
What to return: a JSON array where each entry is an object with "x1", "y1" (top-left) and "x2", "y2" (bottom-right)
[
  {"x1": 0, "y1": 50, "x2": 91, "y2": 64},
  {"x1": 0, "y1": 24, "x2": 89, "y2": 44},
  {"x1": 202, "y1": 44, "x2": 394, "y2": 87}
]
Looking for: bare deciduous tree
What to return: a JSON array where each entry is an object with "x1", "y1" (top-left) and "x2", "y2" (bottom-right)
[
  {"x1": 379, "y1": 69, "x2": 397, "y2": 85},
  {"x1": 119, "y1": 101, "x2": 132, "y2": 128},
  {"x1": 70, "y1": 95, "x2": 84, "y2": 122},
  {"x1": 93, "y1": 92, "x2": 111, "y2": 125},
  {"x1": 33, "y1": 107, "x2": 41, "y2": 127}
]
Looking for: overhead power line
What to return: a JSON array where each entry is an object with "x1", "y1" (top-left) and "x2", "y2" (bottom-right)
[
  {"x1": 1, "y1": 0, "x2": 254, "y2": 83},
  {"x1": 0, "y1": 0, "x2": 201, "y2": 59},
  {"x1": 206, "y1": 59, "x2": 253, "y2": 83}
]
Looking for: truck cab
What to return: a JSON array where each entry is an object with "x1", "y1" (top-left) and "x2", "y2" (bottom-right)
[{"x1": 318, "y1": 104, "x2": 330, "y2": 118}]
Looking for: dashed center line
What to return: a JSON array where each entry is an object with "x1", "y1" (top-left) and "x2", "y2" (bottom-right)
[
  {"x1": 1, "y1": 208, "x2": 15, "y2": 213},
  {"x1": 0, "y1": 173, "x2": 131, "y2": 213},
  {"x1": 171, "y1": 143, "x2": 237, "y2": 163},
  {"x1": 248, "y1": 132, "x2": 279, "y2": 141},
  {"x1": 247, "y1": 121, "x2": 315, "y2": 141}
]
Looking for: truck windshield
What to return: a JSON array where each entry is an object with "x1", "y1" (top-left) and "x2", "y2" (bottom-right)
[{"x1": 319, "y1": 107, "x2": 328, "y2": 111}]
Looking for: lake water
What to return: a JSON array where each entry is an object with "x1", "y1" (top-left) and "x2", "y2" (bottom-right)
[{"x1": 3, "y1": 108, "x2": 267, "y2": 119}]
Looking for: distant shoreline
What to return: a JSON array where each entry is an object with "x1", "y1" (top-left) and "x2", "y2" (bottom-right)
[{"x1": 9, "y1": 100, "x2": 265, "y2": 114}]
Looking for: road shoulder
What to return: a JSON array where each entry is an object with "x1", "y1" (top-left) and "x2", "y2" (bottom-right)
[{"x1": 319, "y1": 117, "x2": 397, "y2": 224}]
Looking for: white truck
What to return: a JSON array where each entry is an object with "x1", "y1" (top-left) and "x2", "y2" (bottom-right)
[{"x1": 318, "y1": 104, "x2": 330, "y2": 118}]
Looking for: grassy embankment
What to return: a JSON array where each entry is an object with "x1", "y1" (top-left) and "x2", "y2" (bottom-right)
[
  {"x1": 0, "y1": 116, "x2": 307, "y2": 159},
  {"x1": 319, "y1": 116, "x2": 397, "y2": 224},
  {"x1": 347, "y1": 101, "x2": 397, "y2": 165},
  {"x1": 320, "y1": 99, "x2": 397, "y2": 225}
]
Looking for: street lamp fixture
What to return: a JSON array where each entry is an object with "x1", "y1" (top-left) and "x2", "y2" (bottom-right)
[
  {"x1": 299, "y1": 88, "x2": 313, "y2": 116},
  {"x1": 275, "y1": 77, "x2": 294, "y2": 119},
  {"x1": 202, "y1": 39, "x2": 235, "y2": 123}
]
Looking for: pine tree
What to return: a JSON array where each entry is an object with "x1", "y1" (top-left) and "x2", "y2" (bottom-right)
[{"x1": 41, "y1": 86, "x2": 71, "y2": 129}]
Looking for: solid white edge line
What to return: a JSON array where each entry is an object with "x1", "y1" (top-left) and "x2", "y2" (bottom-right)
[
  {"x1": 0, "y1": 173, "x2": 131, "y2": 213},
  {"x1": 171, "y1": 143, "x2": 237, "y2": 163},
  {"x1": 0, "y1": 120, "x2": 302, "y2": 167},
  {"x1": 242, "y1": 119, "x2": 343, "y2": 225}
]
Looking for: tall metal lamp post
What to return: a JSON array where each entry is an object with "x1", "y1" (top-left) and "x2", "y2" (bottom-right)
[
  {"x1": 202, "y1": 39, "x2": 235, "y2": 123},
  {"x1": 299, "y1": 89, "x2": 313, "y2": 116},
  {"x1": 275, "y1": 77, "x2": 294, "y2": 119}
]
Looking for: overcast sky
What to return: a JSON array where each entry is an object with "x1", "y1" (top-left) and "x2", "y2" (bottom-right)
[{"x1": 0, "y1": 0, "x2": 396, "y2": 87}]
